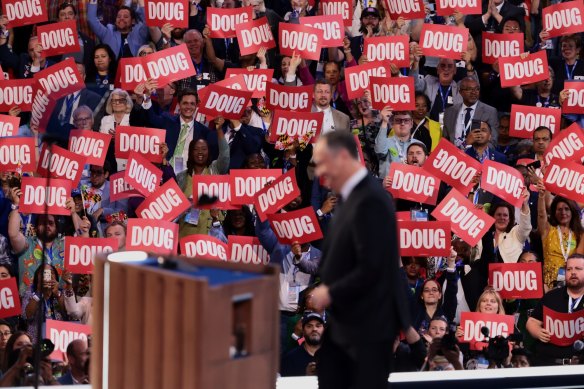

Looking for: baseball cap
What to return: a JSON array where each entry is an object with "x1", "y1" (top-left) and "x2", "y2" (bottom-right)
[
  {"x1": 361, "y1": 7, "x2": 380, "y2": 18},
  {"x1": 407, "y1": 140, "x2": 428, "y2": 155},
  {"x1": 302, "y1": 311, "x2": 325, "y2": 326}
]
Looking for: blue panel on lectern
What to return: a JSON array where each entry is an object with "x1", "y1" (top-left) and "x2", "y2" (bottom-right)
[{"x1": 138, "y1": 257, "x2": 265, "y2": 286}]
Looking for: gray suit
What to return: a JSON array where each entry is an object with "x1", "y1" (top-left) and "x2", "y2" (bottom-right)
[
  {"x1": 443, "y1": 101, "x2": 499, "y2": 146},
  {"x1": 311, "y1": 104, "x2": 351, "y2": 134}
]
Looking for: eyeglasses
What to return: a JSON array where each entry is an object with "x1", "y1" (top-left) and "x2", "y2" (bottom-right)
[
  {"x1": 90, "y1": 170, "x2": 104, "y2": 176},
  {"x1": 423, "y1": 288, "x2": 440, "y2": 293},
  {"x1": 139, "y1": 51, "x2": 153, "y2": 57},
  {"x1": 505, "y1": 26, "x2": 520, "y2": 31},
  {"x1": 111, "y1": 98, "x2": 126, "y2": 104},
  {"x1": 0, "y1": 331, "x2": 11, "y2": 337},
  {"x1": 461, "y1": 87, "x2": 481, "y2": 92},
  {"x1": 394, "y1": 118, "x2": 412, "y2": 124},
  {"x1": 74, "y1": 116, "x2": 92, "y2": 123}
]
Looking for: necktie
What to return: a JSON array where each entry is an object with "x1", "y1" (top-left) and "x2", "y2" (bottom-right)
[
  {"x1": 463, "y1": 107, "x2": 473, "y2": 135},
  {"x1": 174, "y1": 123, "x2": 190, "y2": 161},
  {"x1": 61, "y1": 94, "x2": 74, "y2": 125}
]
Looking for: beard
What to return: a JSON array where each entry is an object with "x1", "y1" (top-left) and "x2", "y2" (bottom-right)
[
  {"x1": 37, "y1": 228, "x2": 57, "y2": 242},
  {"x1": 171, "y1": 28, "x2": 185, "y2": 40},
  {"x1": 304, "y1": 333, "x2": 322, "y2": 346}
]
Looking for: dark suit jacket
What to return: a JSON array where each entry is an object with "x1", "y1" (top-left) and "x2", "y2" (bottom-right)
[
  {"x1": 220, "y1": 124, "x2": 263, "y2": 169},
  {"x1": 46, "y1": 88, "x2": 103, "y2": 141},
  {"x1": 465, "y1": 0, "x2": 525, "y2": 37},
  {"x1": 58, "y1": 371, "x2": 74, "y2": 385},
  {"x1": 318, "y1": 173, "x2": 411, "y2": 345},
  {"x1": 443, "y1": 101, "x2": 500, "y2": 145}
]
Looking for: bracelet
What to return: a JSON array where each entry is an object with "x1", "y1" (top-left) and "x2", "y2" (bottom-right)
[
  {"x1": 32, "y1": 293, "x2": 40, "y2": 302},
  {"x1": 10, "y1": 204, "x2": 18, "y2": 211}
]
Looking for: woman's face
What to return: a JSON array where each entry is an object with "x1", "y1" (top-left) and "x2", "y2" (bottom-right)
[
  {"x1": 0, "y1": 325, "x2": 11, "y2": 349},
  {"x1": 0, "y1": 266, "x2": 10, "y2": 280},
  {"x1": 479, "y1": 293, "x2": 499, "y2": 314},
  {"x1": 422, "y1": 281, "x2": 441, "y2": 305},
  {"x1": 192, "y1": 139, "x2": 209, "y2": 166},
  {"x1": 13, "y1": 334, "x2": 32, "y2": 351},
  {"x1": 111, "y1": 93, "x2": 128, "y2": 113},
  {"x1": 428, "y1": 320, "x2": 447, "y2": 340},
  {"x1": 281, "y1": 57, "x2": 291, "y2": 77},
  {"x1": 94, "y1": 48, "x2": 111, "y2": 71},
  {"x1": 494, "y1": 206, "x2": 510, "y2": 232},
  {"x1": 414, "y1": 95, "x2": 428, "y2": 120},
  {"x1": 555, "y1": 202, "x2": 572, "y2": 226},
  {"x1": 561, "y1": 40, "x2": 580, "y2": 62},
  {"x1": 230, "y1": 210, "x2": 246, "y2": 229}
]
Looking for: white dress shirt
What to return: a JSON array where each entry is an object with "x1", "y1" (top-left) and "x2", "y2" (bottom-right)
[
  {"x1": 454, "y1": 101, "x2": 478, "y2": 147},
  {"x1": 317, "y1": 106, "x2": 335, "y2": 135}
]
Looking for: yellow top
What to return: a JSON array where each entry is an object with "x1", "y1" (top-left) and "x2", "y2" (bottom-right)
[{"x1": 542, "y1": 224, "x2": 577, "y2": 288}]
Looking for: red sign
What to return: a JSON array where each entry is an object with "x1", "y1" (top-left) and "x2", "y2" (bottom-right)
[
  {"x1": 320, "y1": 0, "x2": 353, "y2": 26},
  {"x1": 543, "y1": 159, "x2": 584, "y2": 203},
  {"x1": 436, "y1": 0, "x2": 482, "y2": 16},
  {"x1": 0, "y1": 114, "x2": 20, "y2": 137},
  {"x1": 265, "y1": 83, "x2": 314, "y2": 112},
  {"x1": 300, "y1": 15, "x2": 344, "y2": 48},
  {"x1": 236, "y1": 17, "x2": 276, "y2": 56},
  {"x1": 197, "y1": 84, "x2": 252, "y2": 120},
  {"x1": 267, "y1": 207, "x2": 323, "y2": 244},
  {"x1": 227, "y1": 236, "x2": 270, "y2": 265},
  {"x1": 399, "y1": 221, "x2": 451, "y2": 257},
  {"x1": 145, "y1": 0, "x2": 189, "y2": 28},
  {"x1": 499, "y1": 50, "x2": 549, "y2": 88},
  {"x1": 488, "y1": 262, "x2": 543, "y2": 299},
  {"x1": 424, "y1": 138, "x2": 482, "y2": 195},
  {"x1": 431, "y1": 189, "x2": 494, "y2": 246},
  {"x1": 419, "y1": 24, "x2": 469, "y2": 59},
  {"x1": 38, "y1": 20, "x2": 80, "y2": 58},
  {"x1": 225, "y1": 68, "x2": 274, "y2": 98},
  {"x1": 212, "y1": 74, "x2": 248, "y2": 92},
  {"x1": 0, "y1": 137, "x2": 36, "y2": 172},
  {"x1": 279, "y1": 23, "x2": 323, "y2": 61},
  {"x1": 544, "y1": 307, "x2": 584, "y2": 347},
  {"x1": 481, "y1": 159, "x2": 525, "y2": 208},
  {"x1": 509, "y1": 104, "x2": 561, "y2": 139},
  {"x1": 254, "y1": 169, "x2": 301, "y2": 222},
  {"x1": 363, "y1": 35, "x2": 409, "y2": 67},
  {"x1": 65, "y1": 237, "x2": 117, "y2": 274},
  {"x1": 34, "y1": 58, "x2": 84, "y2": 101},
  {"x1": 46, "y1": 320, "x2": 91, "y2": 361},
  {"x1": 459, "y1": 312, "x2": 515, "y2": 350},
  {"x1": 386, "y1": 163, "x2": 441, "y2": 205},
  {"x1": 230, "y1": 169, "x2": 282, "y2": 205},
  {"x1": 384, "y1": 0, "x2": 426, "y2": 19},
  {"x1": 2, "y1": 0, "x2": 47, "y2": 28},
  {"x1": 126, "y1": 219, "x2": 178, "y2": 255},
  {"x1": 142, "y1": 44, "x2": 196, "y2": 87},
  {"x1": 69, "y1": 130, "x2": 112, "y2": 166},
  {"x1": 542, "y1": 1, "x2": 584, "y2": 39},
  {"x1": 29, "y1": 82, "x2": 56, "y2": 133},
  {"x1": 37, "y1": 144, "x2": 86, "y2": 187},
  {"x1": 109, "y1": 171, "x2": 143, "y2": 202},
  {"x1": 136, "y1": 179, "x2": 190, "y2": 221},
  {"x1": 115, "y1": 126, "x2": 166, "y2": 164},
  {"x1": 481, "y1": 32, "x2": 524, "y2": 65},
  {"x1": 268, "y1": 110, "x2": 323, "y2": 143},
  {"x1": 207, "y1": 6, "x2": 253, "y2": 38},
  {"x1": 544, "y1": 123, "x2": 584, "y2": 165},
  {"x1": 0, "y1": 278, "x2": 21, "y2": 319},
  {"x1": 124, "y1": 154, "x2": 162, "y2": 197},
  {"x1": 117, "y1": 57, "x2": 147, "y2": 91},
  {"x1": 344, "y1": 61, "x2": 391, "y2": 100},
  {"x1": 0, "y1": 79, "x2": 34, "y2": 112},
  {"x1": 191, "y1": 175, "x2": 235, "y2": 210},
  {"x1": 180, "y1": 234, "x2": 228, "y2": 261},
  {"x1": 20, "y1": 177, "x2": 72, "y2": 216},
  {"x1": 369, "y1": 76, "x2": 415, "y2": 111},
  {"x1": 562, "y1": 81, "x2": 584, "y2": 114}
]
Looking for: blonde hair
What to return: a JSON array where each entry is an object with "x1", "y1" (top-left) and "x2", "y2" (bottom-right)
[
  {"x1": 476, "y1": 287, "x2": 505, "y2": 315},
  {"x1": 105, "y1": 89, "x2": 133, "y2": 115}
]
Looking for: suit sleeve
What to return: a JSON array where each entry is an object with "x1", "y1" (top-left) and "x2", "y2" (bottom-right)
[{"x1": 87, "y1": 3, "x2": 111, "y2": 43}]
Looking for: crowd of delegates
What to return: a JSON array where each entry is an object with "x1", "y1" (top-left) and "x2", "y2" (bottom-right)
[{"x1": 0, "y1": 0, "x2": 581, "y2": 383}]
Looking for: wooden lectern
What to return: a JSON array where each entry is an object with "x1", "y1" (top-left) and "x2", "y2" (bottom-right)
[{"x1": 91, "y1": 253, "x2": 280, "y2": 389}]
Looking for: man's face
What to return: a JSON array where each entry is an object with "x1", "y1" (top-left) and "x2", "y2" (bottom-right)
[
  {"x1": 532, "y1": 129, "x2": 551, "y2": 154},
  {"x1": 460, "y1": 80, "x2": 480, "y2": 106},
  {"x1": 470, "y1": 123, "x2": 491, "y2": 146},
  {"x1": 37, "y1": 215, "x2": 58, "y2": 242},
  {"x1": 518, "y1": 252, "x2": 537, "y2": 263},
  {"x1": 502, "y1": 20, "x2": 520, "y2": 34},
  {"x1": 437, "y1": 59, "x2": 455, "y2": 85},
  {"x1": 184, "y1": 31, "x2": 204, "y2": 57},
  {"x1": 106, "y1": 225, "x2": 126, "y2": 250},
  {"x1": 302, "y1": 320, "x2": 324, "y2": 346},
  {"x1": 73, "y1": 111, "x2": 94, "y2": 130},
  {"x1": 71, "y1": 340, "x2": 90, "y2": 371},
  {"x1": 499, "y1": 117, "x2": 510, "y2": 139},
  {"x1": 566, "y1": 258, "x2": 584, "y2": 290},
  {"x1": 511, "y1": 355, "x2": 530, "y2": 368},
  {"x1": 405, "y1": 260, "x2": 421, "y2": 279},
  {"x1": 179, "y1": 95, "x2": 197, "y2": 120},
  {"x1": 536, "y1": 74, "x2": 553, "y2": 91},
  {"x1": 324, "y1": 64, "x2": 340, "y2": 86},
  {"x1": 246, "y1": 154, "x2": 266, "y2": 169},
  {"x1": 428, "y1": 320, "x2": 447, "y2": 340},
  {"x1": 314, "y1": 140, "x2": 343, "y2": 192},
  {"x1": 115, "y1": 9, "x2": 133, "y2": 32},
  {"x1": 407, "y1": 145, "x2": 426, "y2": 166},
  {"x1": 250, "y1": 0, "x2": 263, "y2": 12},
  {"x1": 361, "y1": 15, "x2": 380, "y2": 30},
  {"x1": 0, "y1": 324, "x2": 11, "y2": 349},
  {"x1": 392, "y1": 114, "x2": 413, "y2": 138},
  {"x1": 89, "y1": 166, "x2": 108, "y2": 188},
  {"x1": 58, "y1": 6, "x2": 76, "y2": 21},
  {"x1": 561, "y1": 39, "x2": 580, "y2": 61},
  {"x1": 314, "y1": 84, "x2": 332, "y2": 109}
]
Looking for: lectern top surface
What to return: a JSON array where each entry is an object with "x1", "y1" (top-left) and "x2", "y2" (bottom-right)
[{"x1": 139, "y1": 258, "x2": 266, "y2": 286}]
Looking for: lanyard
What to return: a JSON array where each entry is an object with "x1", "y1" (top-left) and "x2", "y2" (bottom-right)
[
  {"x1": 225, "y1": 38, "x2": 232, "y2": 53},
  {"x1": 411, "y1": 118, "x2": 426, "y2": 139},
  {"x1": 536, "y1": 95, "x2": 550, "y2": 108},
  {"x1": 194, "y1": 61, "x2": 203, "y2": 75},
  {"x1": 569, "y1": 295, "x2": 582, "y2": 313},
  {"x1": 96, "y1": 74, "x2": 109, "y2": 88},
  {"x1": 558, "y1": 226, "x2": 573, "y2": 261},
  {"x1": 438, "y1": 85, "x2": 452, "y2": 112},
  {"x1": 565, "y1": 60, "x2": 578, "y2": 80}
]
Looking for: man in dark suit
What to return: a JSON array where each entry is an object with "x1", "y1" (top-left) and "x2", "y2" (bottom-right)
[
  {"x1": 443, "y1": 77, "x2": 499, "y2": 149},
  {"x1": 309, "y1": 132, "x2": 421, "y2": 389},
  {"x1": 58, "y1": 339, "x2": 89, "y2": 385},
  {"x1": 218, "y1": 117, "x2": 263, "y2": 170},
  {"x1": 465, "y1": 0, "x2": 525, "y2": 37}
]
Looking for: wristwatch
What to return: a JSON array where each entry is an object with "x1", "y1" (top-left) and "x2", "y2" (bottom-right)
[
  {"x1": 316, "y1": 209, "x2": 324, "y2": 217},
  {"x1": 10, "y1": 204, "x2": 18, "y2": 211}
]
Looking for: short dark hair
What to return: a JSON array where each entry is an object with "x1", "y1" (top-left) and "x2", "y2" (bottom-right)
[
  {"x1": 415, "y1": 92, "x2": 431, "y2": 110},
  {"x1": 489, "y1": 202, "x2": 515, "y2": 233},
  {"x1": 117, "y1": 5, "x2": 136, "y2": 21},
  {"x1": 314, "y1": 78, "x2": 332, "y2": 91},
  {"x1": 58, "y1": 2, "x2": 76, "y2": 15},
  {"x1": 178, "y1": 88, "x2": 198, "y2": 103},
  {"x1": 533, "y1": 126, "x2": 552, "y2": 140},
  {"x1": 322, "y1": 131, "x2": 359, "y2": 160}
]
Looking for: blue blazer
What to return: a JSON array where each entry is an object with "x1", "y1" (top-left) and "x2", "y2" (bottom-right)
[
  {"x1": 58, "y1": 372, "x2": 74, "y2": 385},
  {"x1": 217, "y1": 124, "x2": 263, "y2": 169},
  {"x1": 46, "y1": 88, "x2": 104, "y2": 141},
  {"x1": 465, "y1": 146, "x2": 508, "y2": 165}
]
